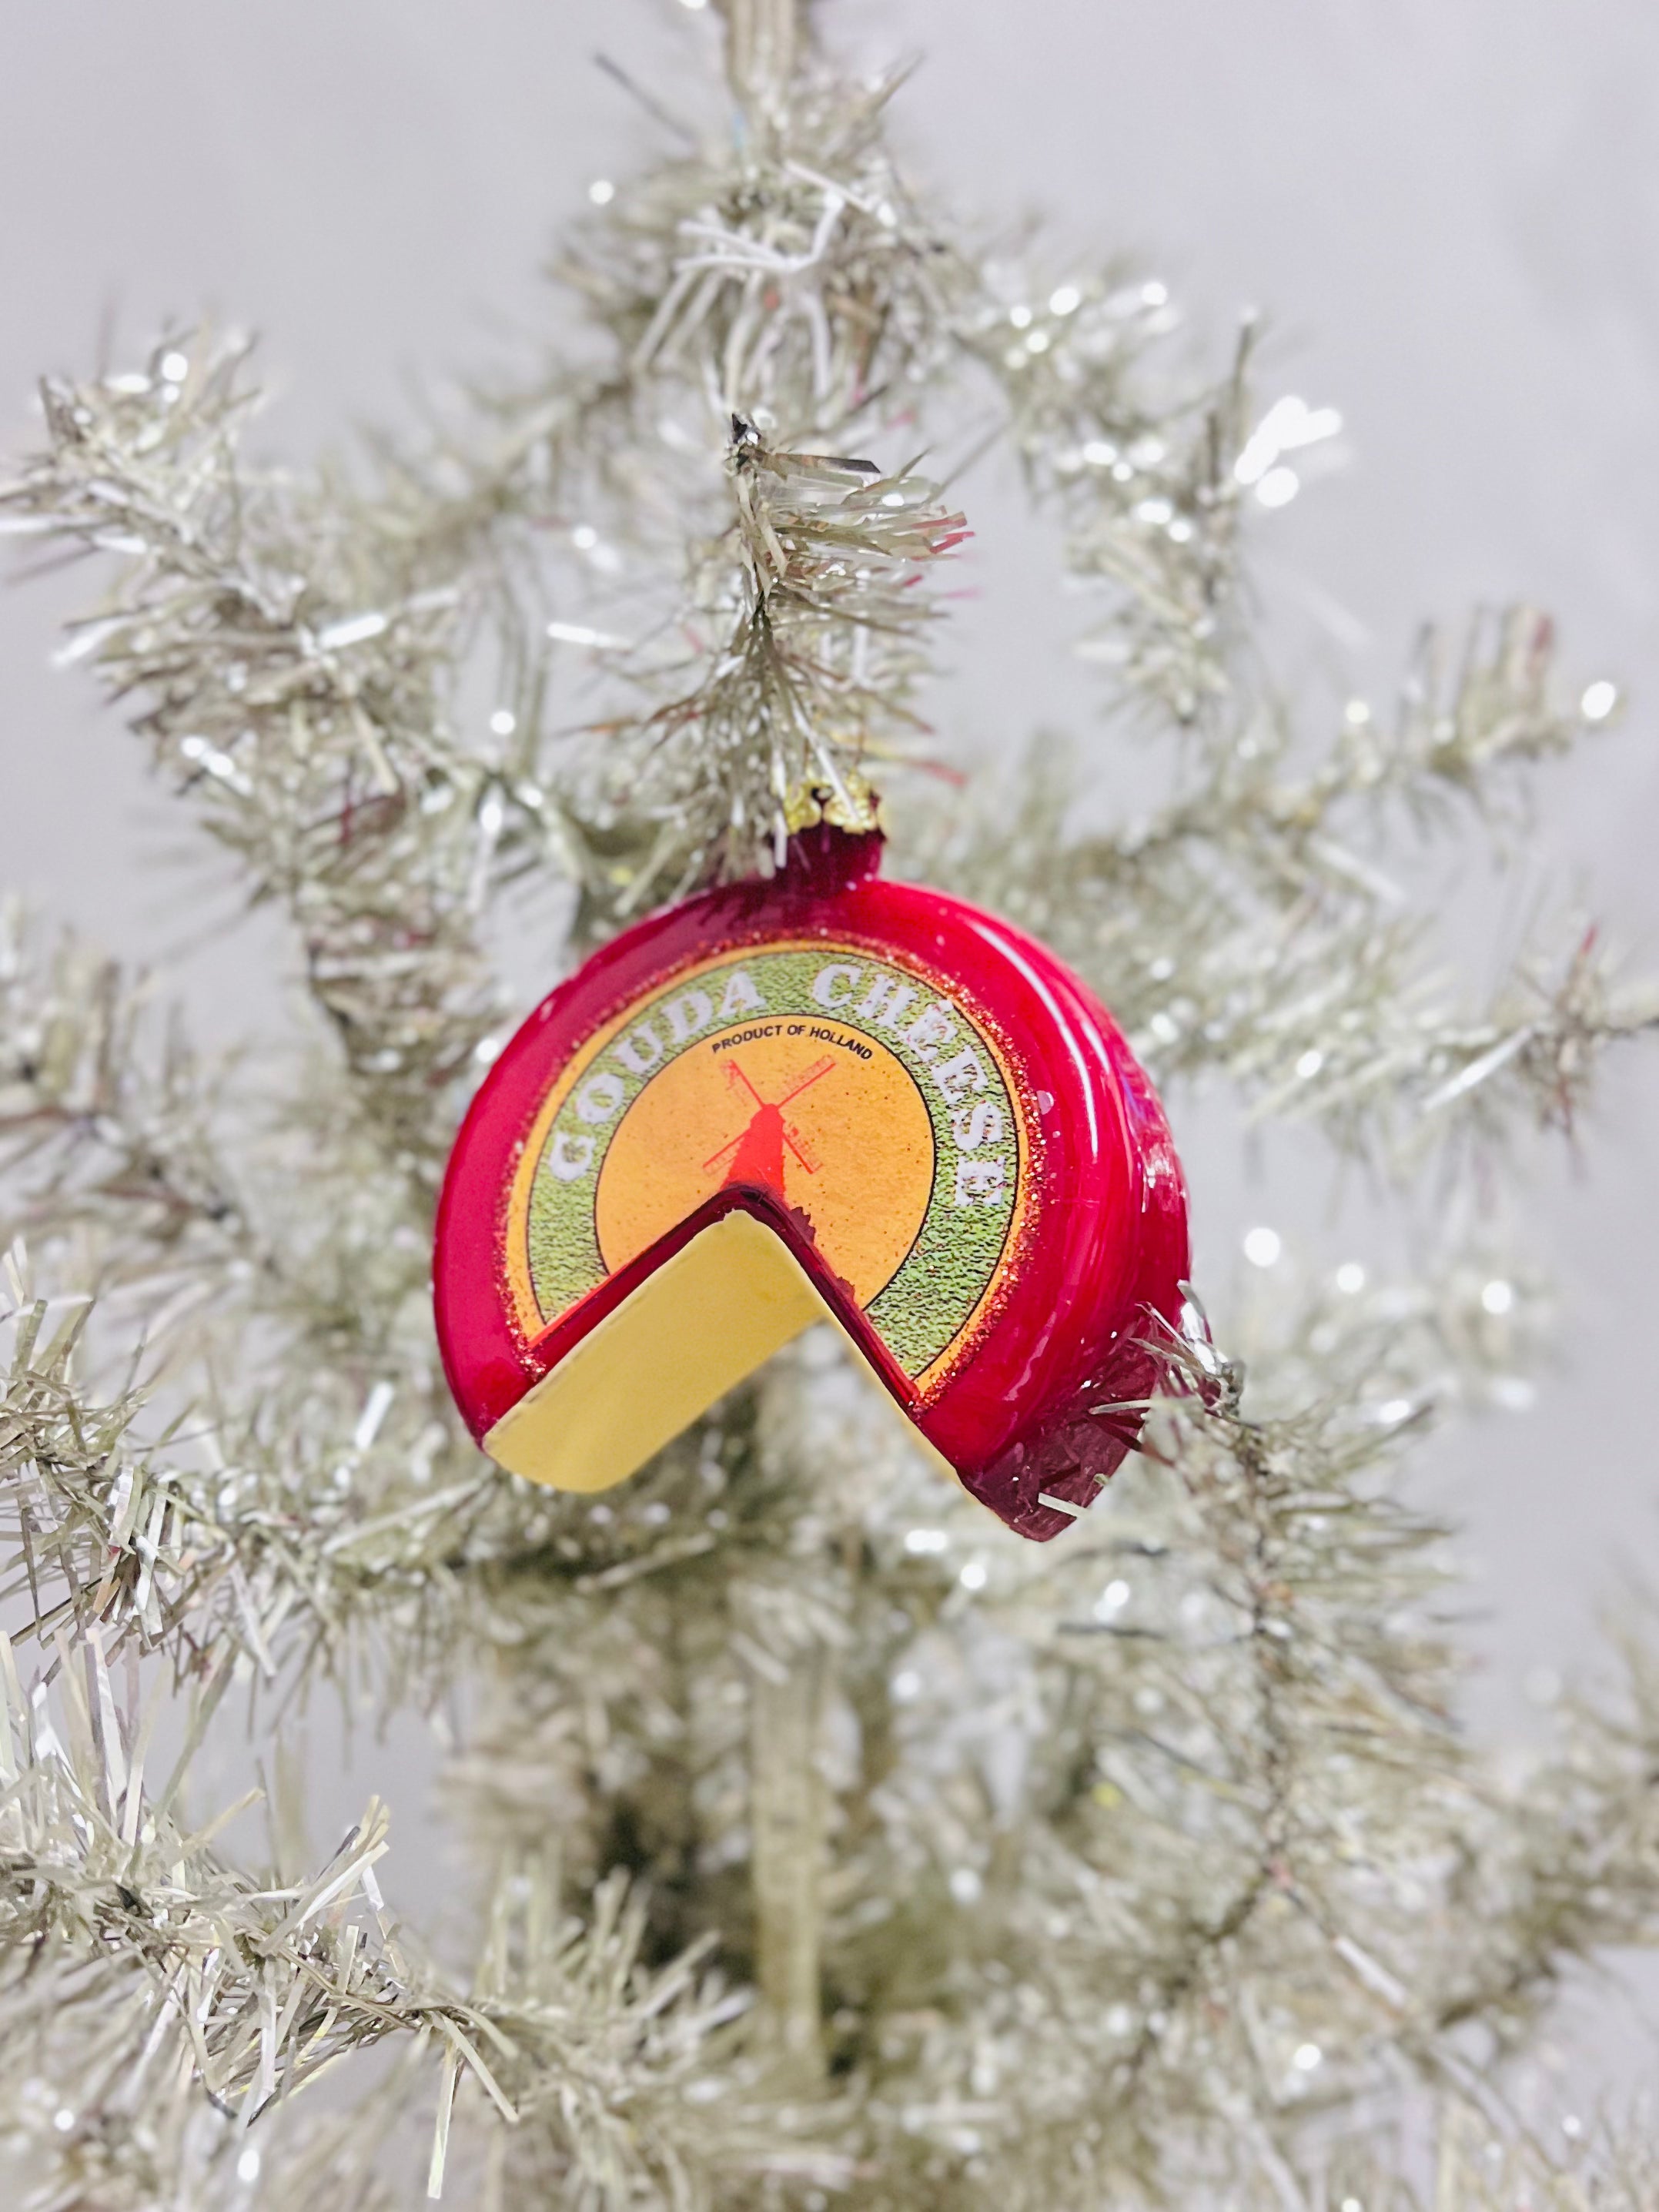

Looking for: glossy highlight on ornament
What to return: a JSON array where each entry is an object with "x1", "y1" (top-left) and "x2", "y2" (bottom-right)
[{"x1": 434, "y1": 820, "x2": 1189, "y2": 1540}]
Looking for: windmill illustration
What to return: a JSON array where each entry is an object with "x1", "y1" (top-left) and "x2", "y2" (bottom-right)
[{"x1": 703, "y1": 1055, "x2": 836, "y2": 1198}]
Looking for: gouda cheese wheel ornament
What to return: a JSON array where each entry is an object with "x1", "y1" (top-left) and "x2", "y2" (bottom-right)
[{"x1": 434, "y1": 812, "x2": 1189, "y2": 1541}]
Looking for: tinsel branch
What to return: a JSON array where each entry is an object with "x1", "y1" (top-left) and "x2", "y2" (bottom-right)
[
  {"x1": 0, "y1": 1285, "x2": 484, "y2": 1678},
  {"x1": 0, "y1": 1630, "x2": 824, "y2": 2207},
  {"x1": 0, "y1": 904, "x2": 259, "y2": 1330},
  {"x1": 0, "y1": 338, "x2": 530, "y2": 1184},
  {"x1": 962, "y1": 291, "x2": 1256, "y2": 727},
  {"x1": 942, "y1": 607, "x2": 1650, "y2": 1163}
]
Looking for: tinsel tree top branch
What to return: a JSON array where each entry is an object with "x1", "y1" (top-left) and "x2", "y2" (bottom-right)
[
  {"x1": 566, "y1": 26, "x2": 954, "y2": 440},
  {"x1": 715, "y1": 0, "x2": 808, "y2": 124}
]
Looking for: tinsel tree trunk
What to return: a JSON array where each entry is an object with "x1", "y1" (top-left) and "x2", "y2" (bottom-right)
[{"x1": 3, "y1": 1, "x2": 1659, "y2": 2207}]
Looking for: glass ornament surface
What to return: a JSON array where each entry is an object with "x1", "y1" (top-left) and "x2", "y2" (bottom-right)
[{"x1": 434, "y1": 823, "x2": 1189, "y2": 1539}]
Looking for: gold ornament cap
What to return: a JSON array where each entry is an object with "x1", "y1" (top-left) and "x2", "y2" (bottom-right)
[{"x1": 781, "y1": 768, "x2": 885, "y2": 836}]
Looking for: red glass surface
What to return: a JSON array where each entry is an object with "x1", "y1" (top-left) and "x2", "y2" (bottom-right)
[{"x1": 434, "y1": 824, "x2": 1189, "y2": 1541}]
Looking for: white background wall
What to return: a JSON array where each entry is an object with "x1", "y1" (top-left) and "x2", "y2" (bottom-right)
[{"x1": 3, "y1": 0, "x2": 1657, "y2": 2076}]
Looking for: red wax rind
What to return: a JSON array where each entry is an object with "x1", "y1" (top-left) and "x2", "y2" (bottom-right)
[{"x1": 434, "y1": 825, "x2": 1189, "y2": 1540}]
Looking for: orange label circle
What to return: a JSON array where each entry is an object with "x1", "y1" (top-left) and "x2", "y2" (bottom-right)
[{"x1": 594, "y1": 1019, "x2": 935, "y2": 1307}]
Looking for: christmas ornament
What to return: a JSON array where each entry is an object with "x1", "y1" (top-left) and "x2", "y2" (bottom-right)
[{"x1": 434, "y1": 800, "x2": 1189, "y2": 1539}]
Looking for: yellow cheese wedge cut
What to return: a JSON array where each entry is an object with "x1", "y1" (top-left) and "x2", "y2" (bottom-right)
[{"x1": 483, "y1": 1210, "x2": 829, "y2": 1494}]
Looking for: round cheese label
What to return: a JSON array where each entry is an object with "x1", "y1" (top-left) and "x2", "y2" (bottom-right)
[{"x1": 504, "y1": 938, "x2": 1035, "y2": 1394}]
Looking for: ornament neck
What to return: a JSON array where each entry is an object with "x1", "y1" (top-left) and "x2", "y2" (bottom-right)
[{"x1": 778, "y1": 820, "x2": 885, "y2": 895}]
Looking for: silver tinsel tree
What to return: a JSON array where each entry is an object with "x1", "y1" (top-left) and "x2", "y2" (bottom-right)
[{"x1": 2, "y1": 2, "x2": 1657, "y2": 2204}]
